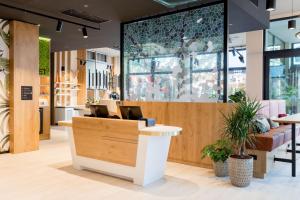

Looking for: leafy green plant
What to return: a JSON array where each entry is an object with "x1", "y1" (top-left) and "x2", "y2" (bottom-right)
[
  {"x1": 228, "y1": 89, "x2": 246, "y2": 103},
  {"x1": 222, "y1": 98, "x2": 261, "y2": 157},
  {"x1": 201, "y1": 139, "x2": 233, "y2": 163}
]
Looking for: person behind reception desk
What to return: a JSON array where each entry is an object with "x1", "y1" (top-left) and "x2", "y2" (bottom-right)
[{"x1": 120, "y1": 106, "x2": 156, "y2": 127}]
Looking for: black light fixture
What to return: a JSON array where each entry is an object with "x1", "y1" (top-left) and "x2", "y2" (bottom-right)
[
  {"x1": 56, "y1": 20, "x2": 63, "y2": 32},
  {"x1": 288, "y1": 0, "x2": 296, "y2": 29},
  {"x1": 266, "y1": 0, "x2": 276, "y2": 12},
  {"x1": 289, "y1": 20, "x2": 296, "y2": 29},
  {"x1": 82, "y1": 27, "x2": 88, "y2": 38}
]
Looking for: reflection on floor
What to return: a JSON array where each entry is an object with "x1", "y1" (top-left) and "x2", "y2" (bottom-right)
[{"x1": 0, "y1": 127, "x2": 300, "y2": 200}]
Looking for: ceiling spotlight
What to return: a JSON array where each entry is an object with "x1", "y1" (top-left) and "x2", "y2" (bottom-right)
[
  {"x1": 296, "y1": 32, "x2": 300, "y2": 39},
  {"x1": 238, "y1": 55, "x2": 245, "y2": 64},
  {"x1": 288, "y1": 19, "x2": 296, "y2": 29},
  {"x1": 82, "y1": 27, "x2": 88, "y2": 39},
  {"x1": 56, "y1": 20, "x2": 63, "y2": 32},
  {"x1": 266, "y1": 0, "x2": 276, "y2": 11}
]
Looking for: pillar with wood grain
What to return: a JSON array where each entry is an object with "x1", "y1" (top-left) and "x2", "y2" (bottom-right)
[{"x1": 9, "y1": 20, "x2": 40, "y2": 153}]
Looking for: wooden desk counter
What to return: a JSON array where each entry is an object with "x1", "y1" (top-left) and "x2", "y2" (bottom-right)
[{"x1": 59, "y1": 117, "x2": 181, "y2": 186}]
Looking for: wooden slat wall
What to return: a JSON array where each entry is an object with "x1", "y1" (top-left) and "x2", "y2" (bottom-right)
[
  {"x1": 122, "y1": 101, "x2": 234, "y2": 168},
  {"x1": 9, "y1": 21, "x2": 40, "y2": 153}
]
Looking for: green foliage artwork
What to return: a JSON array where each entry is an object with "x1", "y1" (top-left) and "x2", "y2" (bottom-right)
[
  {"x1": 39, "y1": 37, "x2": 50, "y2": 76},
  {"x1": 0, "y1": 19, "x2": 9, "y2": 153}
]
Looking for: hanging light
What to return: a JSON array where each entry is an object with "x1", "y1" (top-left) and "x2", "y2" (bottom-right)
[
  {"x1": 56, "y1": 20, "x2": 63, "y2": 32},
  {"x1": 82, "y1": 27, "x2": 88, "y2": 38},
  {"x1": 266, "y1": 0, "x2": 276, "y2": 11},
  {"x1": 288, "y1": 0, "x2": 296, "y2": 29},
  {"x1": 289, "y1": 20, "x2": 296, "y2": 29}
]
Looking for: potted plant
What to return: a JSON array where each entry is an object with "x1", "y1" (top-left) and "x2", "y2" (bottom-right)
[
  {"x1": 201, "y1": 139, "x2": 233, "y2": 177},
  {"x1": 228, "y1": 89, "x2": 246, "y2": 103},
  {"x1": 222, "y1": 98, "x2": 261, "y2": 187}
]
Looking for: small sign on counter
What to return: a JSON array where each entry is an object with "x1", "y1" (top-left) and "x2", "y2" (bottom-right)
[{"x1": 21, "y1": 86, "x2": 33, "y2": 100}]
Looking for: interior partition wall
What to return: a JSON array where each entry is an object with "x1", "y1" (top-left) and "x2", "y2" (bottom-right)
[{"x1": 121, "y1": 1, "x2": 228, "y2": 102}]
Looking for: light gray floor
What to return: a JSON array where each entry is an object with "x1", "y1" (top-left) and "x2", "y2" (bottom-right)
[{"x1": 0, "y1": 126, "x2": 300, "y2": 200}]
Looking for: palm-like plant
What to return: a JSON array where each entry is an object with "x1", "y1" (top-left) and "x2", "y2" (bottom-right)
[{"x1": 222, "y1": 98, "x2": 261, "y2": 157}]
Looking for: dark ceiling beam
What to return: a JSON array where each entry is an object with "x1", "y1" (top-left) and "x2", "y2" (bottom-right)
[{"x1": 0, "y1": 2, "x2": 101, "y2": 30}]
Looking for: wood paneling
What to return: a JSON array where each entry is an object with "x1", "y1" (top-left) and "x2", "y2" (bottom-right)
[
  {"x1": 77, "y1": 49, "x2": 86, "y2": 105},
  {"x1": 122, "y1": 101, "x2": 234, "y2": 168},
  {"x1": 72, "y1": 117, "x2": 145, "y2": 167},
  {"x1": 9, "y1": 21, "x2": 39, "y2": 153},
  {"x1": 40, "y1": 106, "x2": 50, "y2": 140}
]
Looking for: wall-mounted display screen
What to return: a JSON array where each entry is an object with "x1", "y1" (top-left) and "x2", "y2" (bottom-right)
[{"x1": 122, "y1": 3, "x2": 225, "y2": 102}]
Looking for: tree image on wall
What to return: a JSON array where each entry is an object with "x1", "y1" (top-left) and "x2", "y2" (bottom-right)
[
  {"x1": 0, "y1": 19, "x2": 9, "y2": 153},
  {"x1": 123, "y1": 3, "x2": 224, "y2": 101}
]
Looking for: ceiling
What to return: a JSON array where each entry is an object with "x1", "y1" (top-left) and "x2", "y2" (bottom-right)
[
  {"x1": 271, "y1": 0, "x2": 300, "y2": 17},
  {"x1": 0, "y1": 0, "x2": 270, "y2": 52},
  {"x1": 0, "y1": 0, "x2": 216, "y2": 52}
]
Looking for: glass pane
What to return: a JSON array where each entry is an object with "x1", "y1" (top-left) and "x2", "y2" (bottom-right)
[
  {"x1": 123, "y1": 3, "x2": 224, "y2": 102},
  {"x1": 269, "y1": 57, "x2": 300, "y2": 114},
  {"x1": 228, "y1": 49, "x2": 246, "y2": 94},
  {"x1": 193, "y1": 54, "x2": 218, "y2": 70},
  {"x1": 128, "y1": 59, "x2": 151, "y2": 73},
  {"x1": 127, "y1": 75, "x2": 152, "y2": 101},
  {"x1": 192, "y1": 72, "x2": 222, "y2": 101},
  {"x1": 265, "y1": 18, "x2": 300, "y2": 51},
  {"x1": 154, "y1": 57, "x2": 178, "y2": 72}
]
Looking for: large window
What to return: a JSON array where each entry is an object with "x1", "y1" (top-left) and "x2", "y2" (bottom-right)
[
  {"x1": 122, "y1": 3, "x2": 225, "y2": 102},
  {"x1": 264, "y1": 17, "x2": 300, "y2": 114}
]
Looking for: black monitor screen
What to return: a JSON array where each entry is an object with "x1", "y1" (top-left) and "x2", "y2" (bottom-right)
[
  {"x1": 120, "y1": 106, "x2": 143, "y2": 120},
  {"x1": 90, "y1": 105, "x2": 109, "y2": 118}
]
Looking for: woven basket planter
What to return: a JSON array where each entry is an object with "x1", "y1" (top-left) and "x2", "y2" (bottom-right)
[
  {"x1": 229, "y1": 156, "x2": 253, "y2": 187},
  {"x1": 213, "y1": 160, "x2": 228, "y2": 177}
]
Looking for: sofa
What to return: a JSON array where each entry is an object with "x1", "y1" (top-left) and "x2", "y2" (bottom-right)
[{"x1": 247, "y1": 100, "x2": 300, "y2": 178}]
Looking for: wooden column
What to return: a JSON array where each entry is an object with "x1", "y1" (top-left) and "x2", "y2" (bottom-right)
[
  {"x1": 77, "y1": 49, "x2": 87, "y2": 105},
  {"x1": 9, "y1": 21, "x2": 39, "y2": 153}
]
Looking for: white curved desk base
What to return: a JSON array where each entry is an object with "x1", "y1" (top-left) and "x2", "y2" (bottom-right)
[{"x1": 66, "y1": 127, "x2": 172, "y2": 186}]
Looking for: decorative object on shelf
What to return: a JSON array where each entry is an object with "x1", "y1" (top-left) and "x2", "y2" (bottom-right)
[
  {"x1": 201, "y1": 139, "x2": 232, "y2": 177},
  {"x1": 222, "y1": 98, "x2": 261, "y2": 187},
  {"x1": 0, "y1": 19, "x2": 9, "y2": 153}
]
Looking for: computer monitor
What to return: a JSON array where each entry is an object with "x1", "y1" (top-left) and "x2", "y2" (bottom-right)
[
  {"x1": 90, "y1": 105, "x2": 109, "y2": 118},
  {"x1": 120, "y1": 106, "x2": 143, "y2": 120}
]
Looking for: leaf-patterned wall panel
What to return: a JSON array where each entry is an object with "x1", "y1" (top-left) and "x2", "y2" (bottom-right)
[
  {"x1": 123, "y1": 3, "x2": 225, "y2": 102},
  {"x1": 0, "y1": 19, "x2": 9, "y2": 153}
]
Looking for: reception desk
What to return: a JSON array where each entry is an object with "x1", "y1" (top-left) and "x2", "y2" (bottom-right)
[{"x1": 59, "y1": 117, "x2": 181, "y2": 186}]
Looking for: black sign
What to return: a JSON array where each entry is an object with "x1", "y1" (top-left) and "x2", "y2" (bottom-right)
[{"x1": 21, "y1": 86, "x2": 33, "y2": 100}]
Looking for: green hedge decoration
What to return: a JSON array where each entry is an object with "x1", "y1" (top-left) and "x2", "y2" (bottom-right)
[{"x1": 39, "y1": 37, "x2": 50, "y2": 76}]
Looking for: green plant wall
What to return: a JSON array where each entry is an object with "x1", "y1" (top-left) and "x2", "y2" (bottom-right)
[{"x1": 39, "y1": 37, "x2": 50, "y2": 76}]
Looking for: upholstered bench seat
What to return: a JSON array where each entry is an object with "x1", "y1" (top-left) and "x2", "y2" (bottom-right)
[{"x1": 248, "y1": 125, "x2": 300, "y2": 152}]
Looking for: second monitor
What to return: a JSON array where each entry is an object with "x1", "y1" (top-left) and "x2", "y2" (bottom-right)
[{"x1": 119, "y1": 106, "x2": 143, "y2": 120}]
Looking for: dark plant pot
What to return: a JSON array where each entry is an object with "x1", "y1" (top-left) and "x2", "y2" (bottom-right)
[
  {"x1": 229, "y1": 155, "x2": 253, "y2": 187},
  {"x1": 213, "y1": 160, "x2": 228, "y2": 177}
]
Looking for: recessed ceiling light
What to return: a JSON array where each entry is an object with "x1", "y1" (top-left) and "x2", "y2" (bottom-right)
[
  {"x1": 84, "y1": 4, "x2": 89, "y2": 8},
  {"x1": 296, "y1": 32, "x2": 300, "y2": 39}
]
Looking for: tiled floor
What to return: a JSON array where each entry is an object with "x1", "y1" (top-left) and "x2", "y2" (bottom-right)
[{"x1": 0, "y1": 127, "x2": 300, "y2": 200}]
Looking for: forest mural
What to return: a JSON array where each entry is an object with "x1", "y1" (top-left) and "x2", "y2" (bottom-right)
[
  {"x1": 0, "y1": 19, "x2": 9, "y2": 153},
  {"x1": 123, "y1": 3, "x2": 224, "y2": 102}
]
